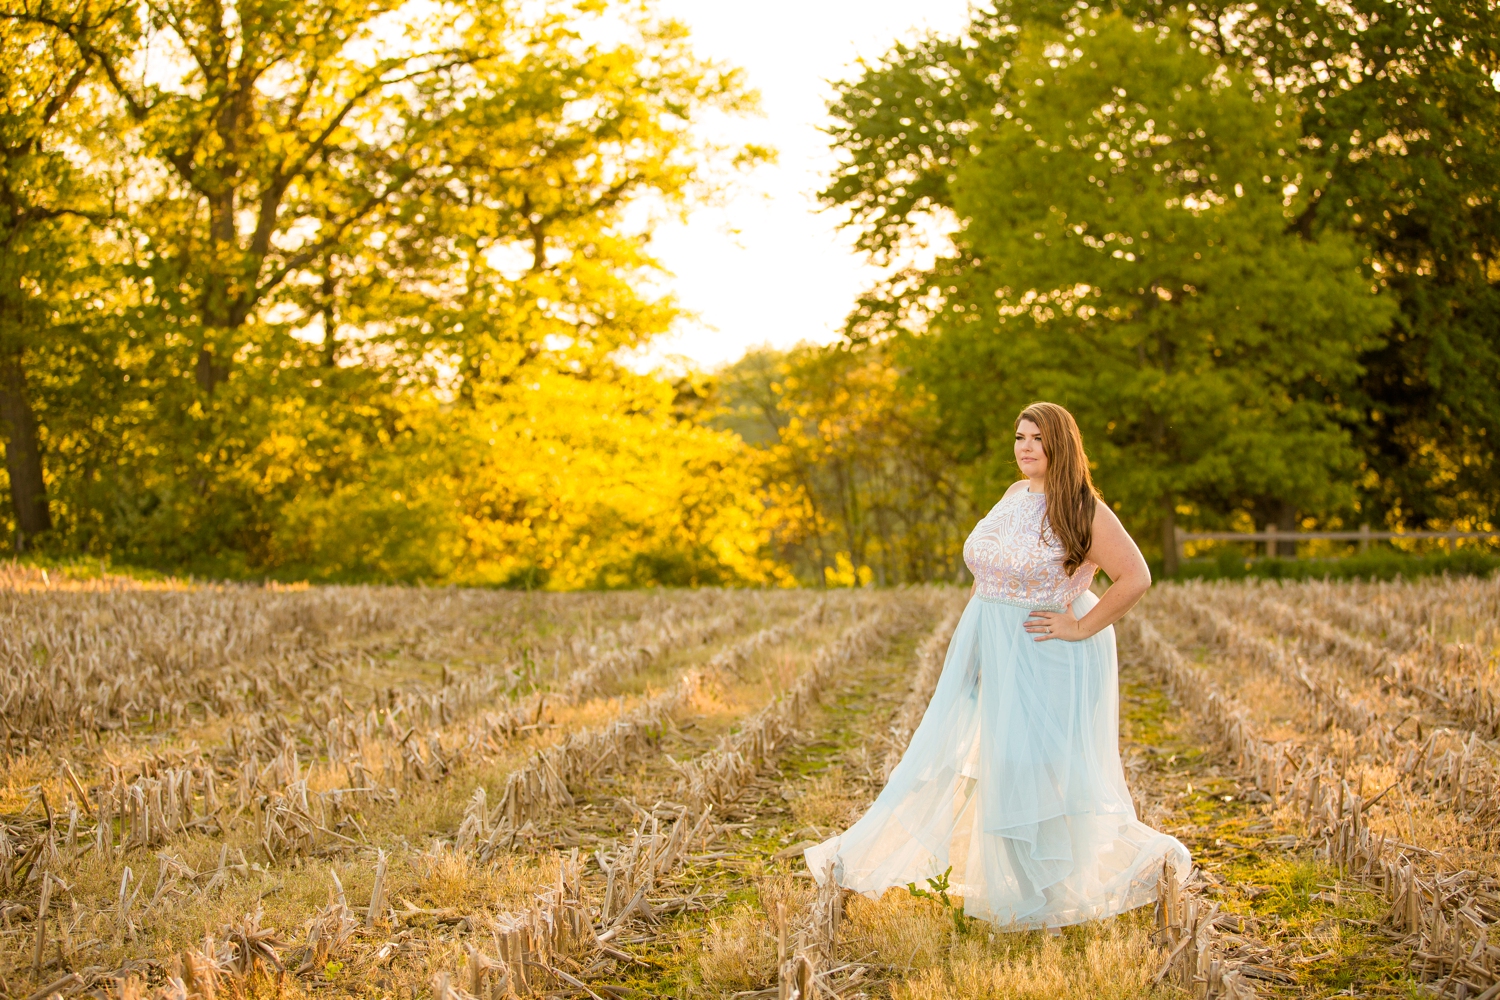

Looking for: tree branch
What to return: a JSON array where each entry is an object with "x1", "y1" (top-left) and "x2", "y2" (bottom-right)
[
  {"x1": 2, "y1": 8, "x2": 148, "y2": 119},
  {"x1": 246, "y1": 168, "x2": 417, "y2": 308}
]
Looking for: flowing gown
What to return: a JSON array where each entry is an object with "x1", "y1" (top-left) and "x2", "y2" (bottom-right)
[{"x1": 805, "y1": 488, "x2": 1190, "y2": 929}]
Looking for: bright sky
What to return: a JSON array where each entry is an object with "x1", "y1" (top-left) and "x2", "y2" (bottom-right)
[{"x1": 636, "y1": 0, "x2": 974, "y2": 372}]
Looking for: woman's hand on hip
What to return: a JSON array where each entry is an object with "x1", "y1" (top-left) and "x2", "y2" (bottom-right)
[{"x1": 1024, "y1": 608, "x2": 1088, "y2": 642}]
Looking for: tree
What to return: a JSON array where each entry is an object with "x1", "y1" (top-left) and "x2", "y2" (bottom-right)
[
  {"x1": 826, "y1": 0, "x2": 1500, "y2": 542},
  {"x1": 2, "y1": 0, "x2": 768, "y2": 578},
  {"x1": 268, "y1": 370, "x2": 789, "y2": 587},
  {"x1": 714, "y1": 343, "x2": 974, "y2": 585},
  {"x1": 371, "y1": 13, "x2": 758, "y2": 404},
  {"x1": 957, "y1": 13, "x2": 1397, "y2": 569},
  {"x1": 824, "y1": 8, "x2": 1398, "y2": 567},
  {"x1": 1170, "y1": 0, "x2": 1500, "y2": 531},
  {"x1": 0, "y1": 0, "x2": 133, "y2": 548}
]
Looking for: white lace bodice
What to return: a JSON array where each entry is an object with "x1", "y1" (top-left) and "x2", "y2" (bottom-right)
[{"x1": 963, "y1": 489, "x2": 1097, "y2": 610}]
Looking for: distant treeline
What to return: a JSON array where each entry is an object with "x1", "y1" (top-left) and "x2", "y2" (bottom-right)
[{"x1": 1, "y1": 0, "x2": 1496, "y2": 585}]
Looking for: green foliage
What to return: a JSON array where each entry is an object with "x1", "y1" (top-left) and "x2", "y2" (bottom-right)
[
  {"x1": 1153, "y1": 0, "x2": 1500, "y2": 535},
  {"x1": 905, "y1": 866, "x2": 971, "y2": 933},
  {"x1": 711, "y1": 342, "x2": 974, "y2": 586},
  {"x1": 956, "y1": 14, "x2": 1389, "y2": 536},
  {"x1": 1169, "y1": 547, "x2": 1500, "y2": 583},
  {"x1": 822, "y1": 0, "x2": 1500, "y2": 569},
  {"x1": 0, "y1": 0, "x2": 783, "y2": 586},
  {"x1": 905, "y1": 866, "x2": 956, "y2": 906},
  {"x1": 826, "y1": 11, "x2": 1394, "y2": 564}
]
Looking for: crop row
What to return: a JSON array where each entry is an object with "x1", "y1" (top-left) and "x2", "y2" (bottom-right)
[
  {"x1": 1160, "y1": 587, "x2": 1500, "y2": 835},
  {"x1": 60, "y1": 600, "x2": 781, "y2": 862},
  {"x1": 1125, "y1": 610, "x2": 1500, "y2": 997},
  {"x1": 395, "y1": 591, "x2": 926, "y2": 997},
  {"x1": 1183, "y1": 580, "x2": 1500, "y2": 739},
  {"x1": 466, "y1": 598, "x2": 844, "y2": 849},
  {"x1": 0, "y1": 583, "x2": 675, "y2": 739},
  {"x1": 0, "y1": 589, "x2": 910, "y2": 1000},
  {"x1": 776, "y1": 596, "x2": 965, "y2": 997}
]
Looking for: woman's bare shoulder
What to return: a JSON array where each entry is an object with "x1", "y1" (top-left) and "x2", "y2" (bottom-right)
[{"x1": 1002, "y1": 480, "x2": 1031, "y2": 498}]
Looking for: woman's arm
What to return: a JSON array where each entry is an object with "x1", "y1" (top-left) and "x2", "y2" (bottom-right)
[{"x1": 1024, "y1": 502, "x2": 1151, "y2": 642}]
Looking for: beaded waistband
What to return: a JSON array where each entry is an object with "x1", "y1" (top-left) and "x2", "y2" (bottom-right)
[{"x1": 974, "y1": 593, "x2": 1067, "y2": 613}]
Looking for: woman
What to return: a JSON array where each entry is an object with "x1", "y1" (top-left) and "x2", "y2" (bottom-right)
[{"x1": 806, "y1": 401, "x2": 1189, "y2": 929}]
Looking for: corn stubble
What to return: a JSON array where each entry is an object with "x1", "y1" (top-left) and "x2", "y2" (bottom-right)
[
  {"x1": 1129, "y1": 574, "x2": 1500, "y2": 999},
  {"x1": 4, "y1": 568, "x2": 1498, "y2": 1000}
]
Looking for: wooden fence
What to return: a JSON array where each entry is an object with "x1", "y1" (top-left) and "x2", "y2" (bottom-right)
[{"x1": 1174, "y1": 525, "x2": 1500, "y2": 562}]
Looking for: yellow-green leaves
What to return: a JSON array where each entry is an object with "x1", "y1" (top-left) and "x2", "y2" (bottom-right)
[{"x1": 0, "y1": 0, "x2": 776, "y2": 582}]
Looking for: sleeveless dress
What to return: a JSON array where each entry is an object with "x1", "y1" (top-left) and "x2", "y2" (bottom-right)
[{"x1": 805, "y1": 488, "x2": 1190, "y2": 928}]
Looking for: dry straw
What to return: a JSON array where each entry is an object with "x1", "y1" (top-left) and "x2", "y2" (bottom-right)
[
  {"x1": 473, "y1": 598, "x2": 845, "y2": 847},
  {"x1": 74, "y1": 594, "x2": 769, "y2": 861},
  {"x1": 430, "y1": 592, "x2": 922, "y2": 997},
  {"x1": 1126, "y1": 607, "x2": 1500, "y2": 998},
  {"x1": 1218, "y1": 579, "x2": 1500, "y2": 739},
  {"x1": 1160, "y1": 585, "x2": 1500, "y2": 831},
  {"x1": 773, "y1": 594, "x2": 965, "y2": 998}
]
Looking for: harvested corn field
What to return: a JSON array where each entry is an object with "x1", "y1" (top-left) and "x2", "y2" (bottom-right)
[{"x1": 1, "y1": 568, "x2": 1498, "y2": 999}]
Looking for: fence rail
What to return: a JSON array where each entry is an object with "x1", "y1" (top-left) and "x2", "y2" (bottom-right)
[{"x1": 1174, "y1": 524, "x2": 1500, "y2": 561}]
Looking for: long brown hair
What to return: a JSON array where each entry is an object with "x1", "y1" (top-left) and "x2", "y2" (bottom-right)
[{"x1": 1016, "y1": 402, "x2": 1101, "y2": 575}]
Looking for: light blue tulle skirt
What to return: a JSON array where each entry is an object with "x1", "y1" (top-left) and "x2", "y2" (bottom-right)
[{"x1": 806, "y1": 591, "x2": 1190, "y2": 929}]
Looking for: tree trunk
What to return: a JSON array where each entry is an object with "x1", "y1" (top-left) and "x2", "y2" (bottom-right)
[
  {"x1": 1160, "y1": 494, "x2": 1179, "y2": 577},
  {"x1": 1274, "y1": 499, "x2": 1298, "y2": 557},
  {"x1": 321, "y1": 274, "x2": 340, "y2": 368},
  {"x1": 195, "y1": 346, "x2": 223, "y2": 393},
  {"x1": 0, "y1": 353, "x2": 51, "y2": 549}
]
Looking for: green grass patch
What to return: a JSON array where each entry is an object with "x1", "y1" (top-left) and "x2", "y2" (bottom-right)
[{"x1": 1216, "y1": 850, "x2": 1422, "y2": 995}]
